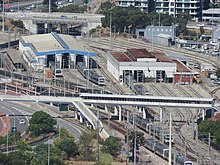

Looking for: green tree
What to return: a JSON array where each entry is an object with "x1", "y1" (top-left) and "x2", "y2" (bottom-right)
[
  {"x1": 93, "y1": 152, "x2": 113, "y2": 165},
  {"x1": 198, "y1": 120, "x2": 220, "y2": 145},
  {"x1": 8, "y1": 132, "x2": 21, "y2": 145},
  {"x1": 101, "y1": 136, "x2": 120, "y2": 157},
  {"x1": 216, "y1": 68, "x2": 220, "y2": 78},
  {"x1": 126, "y1": 130, "x2": 145, "y2": 147},
  {"x1": 200, "y1": 27, "x2": 205, "y2": 35},
  {"x1": 10, "y1": 19, "x2": 23, "y2": 29},
  {"x1": 59, "y1": 127, "x2": 74, "y2": 139},
  {"x1": 78, "y1": 131, "x2": 96, "y2": 161},
  {"x1": 31, "y1": 143, "x2": 48, "y2": 165},
  {"x1": 31, "y1": 143, "x2": 65, "y2": 165},
  {"x1": 0, "y1": 152, "x2": 10, "y2": 164},
  {"x1": 56, "y1": 138, "x2": 78, "y2": 158},
  {"x1": 42, "y1": 0, "x2": 57, "y2": 12},
  {"x1": 58, "y1": 4, "x2": 85, "y2": 13},
  {"x1": 28, "y1": 111, "x2": 57, "y2": 136}
]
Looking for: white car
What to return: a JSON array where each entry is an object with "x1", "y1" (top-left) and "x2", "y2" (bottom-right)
[
  {"x1": 196, "y1": 24, "x2": 205, "y2": 27},
  {"x1": 19, "y1": 119, "x2": 26, "y2": 124}
]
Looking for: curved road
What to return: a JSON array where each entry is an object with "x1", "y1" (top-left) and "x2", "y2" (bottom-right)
[{"x1": 0, "y1": 101, "x2": 85, "y2": 141}]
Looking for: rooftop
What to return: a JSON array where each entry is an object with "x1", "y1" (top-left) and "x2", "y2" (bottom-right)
[
  {"x1": 127, "y1": 49, "x2": 155, "y2": 59},
  {"x1": 152, "y1": 51, "x2": 173, "y2": 62},
  {"x1": 173, "y1": 60, "x2": 191, "y2": 72},
  {"x1": 5, "y1": 48, "x2": 22, "y2": 64},
  {"x1": 21, "y1": 33, "x2": 63, "y2": 52},
  {"x1": 20, "y1": 33, "x2": 96, "y2": 56},
  {"x1": 209, "y1": 113, "x2": 220, "y2": 121},
  {"x1": 111, "y1": 52, "x2": 132, "y2": 62}
]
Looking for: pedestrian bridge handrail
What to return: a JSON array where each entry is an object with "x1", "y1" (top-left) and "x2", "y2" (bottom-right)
[{"x1": 72, "y1": 101, "x2": 109, "y2": 139}]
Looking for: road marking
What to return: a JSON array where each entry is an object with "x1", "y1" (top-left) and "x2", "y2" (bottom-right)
[{"x1": 12, "y1": 107, "x2": 29, "y2": 123}]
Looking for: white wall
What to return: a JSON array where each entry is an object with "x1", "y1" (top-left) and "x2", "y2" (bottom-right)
[{"x1": 136, "y1": 58, "x2": 157, "y2": 62}]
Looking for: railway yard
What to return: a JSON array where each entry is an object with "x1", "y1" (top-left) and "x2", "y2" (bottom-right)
[{"x1": 1, "y1": 35, "x2": 220, "y2": 164}]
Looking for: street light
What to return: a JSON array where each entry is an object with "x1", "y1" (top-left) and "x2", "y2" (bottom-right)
[
  {"x1": 13, "y1": 113, "x2": 15, "y2": 130},
  {"x1": 49, "y1": 0, "x2": 51, "y2": 14}
]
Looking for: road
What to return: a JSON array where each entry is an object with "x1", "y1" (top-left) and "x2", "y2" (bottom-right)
[
  {"x1": 0, "y1": 101, "x2": 30, "y2": 135},
  {"x1": 0, "y1": 101, "x2": 85, "y2": 141}
]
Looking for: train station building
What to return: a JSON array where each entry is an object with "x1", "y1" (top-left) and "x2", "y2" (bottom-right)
[
  {"x1": 107, "y1": 48, "x2": 198, "y2": 84},
  {"x1": 19, "y1": 32, "x2": 96, "y2": 72}
]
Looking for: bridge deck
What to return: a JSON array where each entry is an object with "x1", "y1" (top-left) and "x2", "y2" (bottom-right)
[{"x1": 0, "y1": 93, "x2": 215, "y2": 108}]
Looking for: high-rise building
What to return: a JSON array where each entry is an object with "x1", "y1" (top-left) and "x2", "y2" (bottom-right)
[
  {"x1": 115, "y1": 0, "x2": 204, "y2": 20},
  {"x1": 115, "y1": 0, "x2": 155, "y2": 12},
  {"x1": 155, "y1": 0, "x2": 201, "y2": 20}
]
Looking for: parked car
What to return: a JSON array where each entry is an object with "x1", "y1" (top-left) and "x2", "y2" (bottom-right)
[
  {"x1": 196, "y1": 24, "x2": 205, "y2": 27},
  {"x1": 19, "y1": 119, "x2": 25, "y2": 124}
]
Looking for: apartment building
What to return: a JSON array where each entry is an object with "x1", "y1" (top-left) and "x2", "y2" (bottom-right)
[
  {"x1": 115, "y1": 0, "x2": 155, "y2": 12},
  {"x1": 155, "y1": 0, "x2": 201, "y2": 19}
]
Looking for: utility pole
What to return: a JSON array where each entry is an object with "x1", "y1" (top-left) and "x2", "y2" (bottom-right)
[
  {"x1": 6, "y1": 130, "x2": 8, "y2": 155},
  {"x1": 109, "y1": 12, "x2": 112, "y2": 50},
  {"x1": 96, "y1": 109, "x2": 100, "y2": 162},
  {"x1": 126, "y1": 111, "x2": 129, "y2": 165},
  {"x1": 159, "y1": 11, "x2": 161, "y2": 26},
  {"x1": 134, "y1": 129, "x2": 137, "y2": 165},
  {"x1": 2, "y1": 0, "x2": 5, "y2": 32},
  {"x1": 168, "y1": 113, "x2": 172, "y2": 165},
  {"x1": 208, "y1": 132, "x2": 211, "y2": 155},
  {"x1": 48, "y1": 140, "x2": 50, "y2": 165}
]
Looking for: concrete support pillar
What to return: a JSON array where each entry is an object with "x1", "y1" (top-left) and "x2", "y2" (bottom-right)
[
  {"x1": 79, "y1": 113, "x2": 83, "y2": 123},
  {"x1": 118, "y1": 106, "x2": 122, "y2": 121},
  {"x1": 143, "y1": 108, "x2": 146, "y2": 119},
  {"x1": 86, "y1": 121, "x2": 89, "y2": 127},
  {"x1": 91, "y1": 104, "x2": 94, "y2": 107},
  {"x1": 75, "y1": 110, "x2": 78, "y2": 120},
  {"x1": 139, "y1": 107, "x2": 142, "y2": 113},
  {"x1": 160, "y1": 107, "x2": 163, "y2": 123},
  {"x1": 202, "y1": 109, "x2": 205, "y2": 121},
  {"x1": 50, "y1": 102, "x2": 53, "y2": 106},
  {"x1": 211, "y1": 108, "x2": 214, "y2": 117},
  {"x1": 114, "y1": 106, "x2": 118, "y2": 115},
  {"x1": 105, "y1": 105, "x2": 108, "y2": 112}
]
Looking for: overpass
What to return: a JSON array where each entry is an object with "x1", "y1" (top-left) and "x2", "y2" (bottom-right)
[
  {"x1": 4, "y1": 12, "x2": 105, "y2": 34},
  {"x1": 0, "y1": 93, "x2": 215, "y2": 108},
  {"x1": 0, "y1": 94, "x2": 215, "y2": 139}
]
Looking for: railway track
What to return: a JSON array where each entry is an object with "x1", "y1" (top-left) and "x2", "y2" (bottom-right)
[
  {"x1": 149, "y1": 83, "x2": 198, "y2": 159},
  {"x1": 91, "y1": 37, "x2": 220, "y2": 70},
  {"x1": 91, "y1": 48, "x2": 125, "y2": 94}
]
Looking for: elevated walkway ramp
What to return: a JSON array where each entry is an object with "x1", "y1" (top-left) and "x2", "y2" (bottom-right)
[{"x1": 72, "y1": 101, "x2": 109, "y2": 140}]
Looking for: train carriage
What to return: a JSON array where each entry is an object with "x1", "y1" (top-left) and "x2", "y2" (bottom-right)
[{"x1": 77, "y1": 62, "x2": 105, "y2": 86}]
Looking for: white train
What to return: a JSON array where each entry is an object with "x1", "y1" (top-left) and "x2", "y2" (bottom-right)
[
  {"x1": 77, "y1": 62, "x2": 105, "y2": 85},
  {"x1": 145, "y1": 138, "x2": 193, "y2": 165}
]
